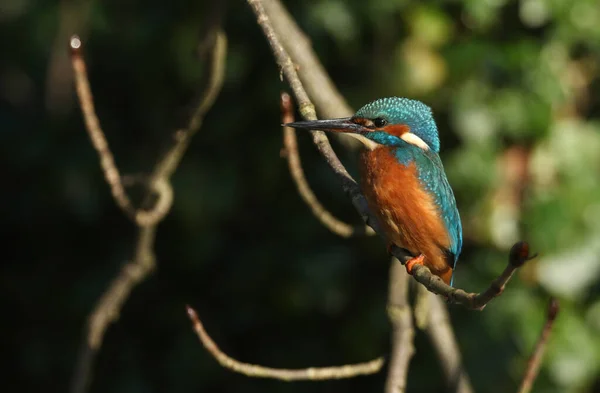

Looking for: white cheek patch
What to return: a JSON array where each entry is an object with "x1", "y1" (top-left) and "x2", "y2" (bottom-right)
[
  {"x1": 400, "y1": 132, "x2": 430, "y2": 151},
  {"x1": 344, "y1": 133, "x2": 379, "y2": 150}
]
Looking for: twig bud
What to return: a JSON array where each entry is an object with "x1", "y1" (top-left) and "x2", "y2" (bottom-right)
[
  {"x1": 509, "y1": 241, "x2": 537, "y2": 267},
  {"x1": 70, "y1": 35, "x2": 82, "y2": 55},
  {"x1": 547, "y1": 298, "x2": 560, "y2": 321}
]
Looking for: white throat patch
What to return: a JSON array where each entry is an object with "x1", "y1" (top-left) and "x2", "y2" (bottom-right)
[
  {"x1": 344, "y1": 133, "x2": 379, "y2": 151},
  {"x1": 340, "y1": 131, "x2": 430, "y2": 151}
]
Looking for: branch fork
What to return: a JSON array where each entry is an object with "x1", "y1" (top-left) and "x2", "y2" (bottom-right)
[{"x1": 70, "y1": 28, "x2": 227, "y2": 393}]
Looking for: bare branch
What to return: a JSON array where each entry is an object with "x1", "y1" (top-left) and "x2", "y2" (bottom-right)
[
  {"x1": 280, "y1": 92, "x2": 374, "y2": 237},
  {"x1": 151, "y1": 31, "x2": 227, "y2": 181},
  {"x1": 517, "y1": 298, "x2": 560, "y2": 393},
  {"x1": 261, "y1": 0, "x2": 352, "y2": 119},
  {"x1": 70, "y1": 35, "x2": 136, "y2": 220},
  {"x1": 70, "y1": 29, "x2": 227, "y2": 393},
  {"x1": 246, "y1": 0, "x2": 360, "y2": 187},
  {"x1": 135, "y1": 177, "x2": 175, "y2": 226},
  {"x1": 136, "y1": 30, "x2": 227, "y2": 225},
  {"x1": 45, "y1": 0, "x2": 93, "y2": 115},
  {"x1": 420, "y1": 288, "x2": 474, "y2": 393},
  {"x1": 71, "y1": 225, "x2": 157, "y2": 393},
  {"x1": 246, "y1": 0, "x2": 382, "y2": 239},
  {"x1": 186, "y1": 306, "x2": 384, "y2": 381},
  {"x1": 408, "y1": 241, "x2": 537, "y2": 310},
  {"x1": 385, "y1": 259, "x2": 414, "y2": 393}
]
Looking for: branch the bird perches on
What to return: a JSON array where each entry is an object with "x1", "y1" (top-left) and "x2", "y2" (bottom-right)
[{"x1": 405, "y1": 241, "x2": 537, "y2": 310}]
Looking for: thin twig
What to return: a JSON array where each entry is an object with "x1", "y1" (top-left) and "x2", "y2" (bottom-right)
[
  {"x1": 70, "y1": 35, "x2": 136, "y2": 220},
  {"x1": 517, "y1": 298, "x2": 560, "y2": 393},
  {"x1": 280, "y1": 92, "x2": 373, "y2": 237},
  {"x1": 70, "y1": 29, "x2": 227, "y2": 393},
  {"x1": 150, "y1": 31, "x2": 227, "y2": 182},
  {"x1": 71, "y1": 225, "x2": 157, "y2": 393},
  {"x1": 420, "y1": 288, "x2": 474, "y2": 393},
  {"x1": 261, "y1": 0, "x2": 352, "y2": 120},
  {"x1": 385, "y1": 259, "x2": 414, "y2": 393},
  {"x1": 136, "y1": 30, "x2": 227, "y2": 225},
  {"x1": 186, "y1": 306, "x2": 384, "y2": 381},
  {"x1": 45, "y1": 0, "x2": 93, "y2": 115},
  {"x1": 246, "y1": 0, "x2": 370, "y2": 224},
  {"x1": 408, "y1": 241, "x2": 537, "y2": 310}
]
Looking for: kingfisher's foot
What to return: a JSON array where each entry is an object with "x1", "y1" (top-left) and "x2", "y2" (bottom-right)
[{"x1": 405, "y1": 254, "x2": 426, "y2": 275}]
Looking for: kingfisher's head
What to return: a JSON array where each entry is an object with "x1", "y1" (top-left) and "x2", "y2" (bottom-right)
[{"x1": 285, "y1": 97, "x2": 440, "y2": 153}]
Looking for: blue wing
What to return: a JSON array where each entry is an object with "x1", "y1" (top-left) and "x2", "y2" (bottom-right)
[{"x1": 414, "y1": 151, "x2": 463, "y2": 270}]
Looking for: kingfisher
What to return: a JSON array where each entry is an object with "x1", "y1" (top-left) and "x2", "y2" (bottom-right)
[{"x1": 285, "y1": 97, "x2": 462, "y2": 285}]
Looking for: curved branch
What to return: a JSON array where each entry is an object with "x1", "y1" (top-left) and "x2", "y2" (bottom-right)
[
  {"x1": 280, "y1": 92, "x2": 374, "y2": 237},
  {"x1": 70, "y1": 35, "x2": 136, "y2": 220},
  {"x1": 186, "y1": 306, "x2": 384, "y2": 381},
  {"x1": 261, "y1": 0, "x2": 352, "y2": 119},
  {"x1": 246, "y1": 0, "x2": 379, "y2": 236},
  {"x1": 517, "y1": 298, "x2": 560, "y2": 393},
  {"x1": 70, "y1": 29, "x2": 227, "y2": 393},
  {"x1": 71, "y1": 225, "x2": 157, "y2": 393},
  {"x1": 151, "y1": 31, "x2": 227, "y2": 181}
]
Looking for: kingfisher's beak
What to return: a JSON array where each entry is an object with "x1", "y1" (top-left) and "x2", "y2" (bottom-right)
[{"x1": 284, "y1": 118, "x2": 369, "y2": 134}]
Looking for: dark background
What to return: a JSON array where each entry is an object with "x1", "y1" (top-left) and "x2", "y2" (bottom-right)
[{"x1": 2, "y1": 0, "x2": 600, "y2": 392}]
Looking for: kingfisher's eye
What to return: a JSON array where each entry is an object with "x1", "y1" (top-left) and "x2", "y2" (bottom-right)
[{"x1": 373, "y1": 118, "x2": 387, "y2": 128}]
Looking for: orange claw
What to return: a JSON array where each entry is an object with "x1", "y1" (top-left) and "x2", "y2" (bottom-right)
[{"x1": 405, "y1": 254, "x2": 426, "y2": 275}]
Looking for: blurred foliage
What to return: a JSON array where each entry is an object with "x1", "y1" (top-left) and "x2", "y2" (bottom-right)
[{"x1": 2, "y1": 0, "x2": 600, "y2": 392}]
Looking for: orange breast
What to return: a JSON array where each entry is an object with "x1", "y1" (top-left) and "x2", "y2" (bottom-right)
[{"x1": 360, "y1": 147, "x2": 453, "y2": 283}]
